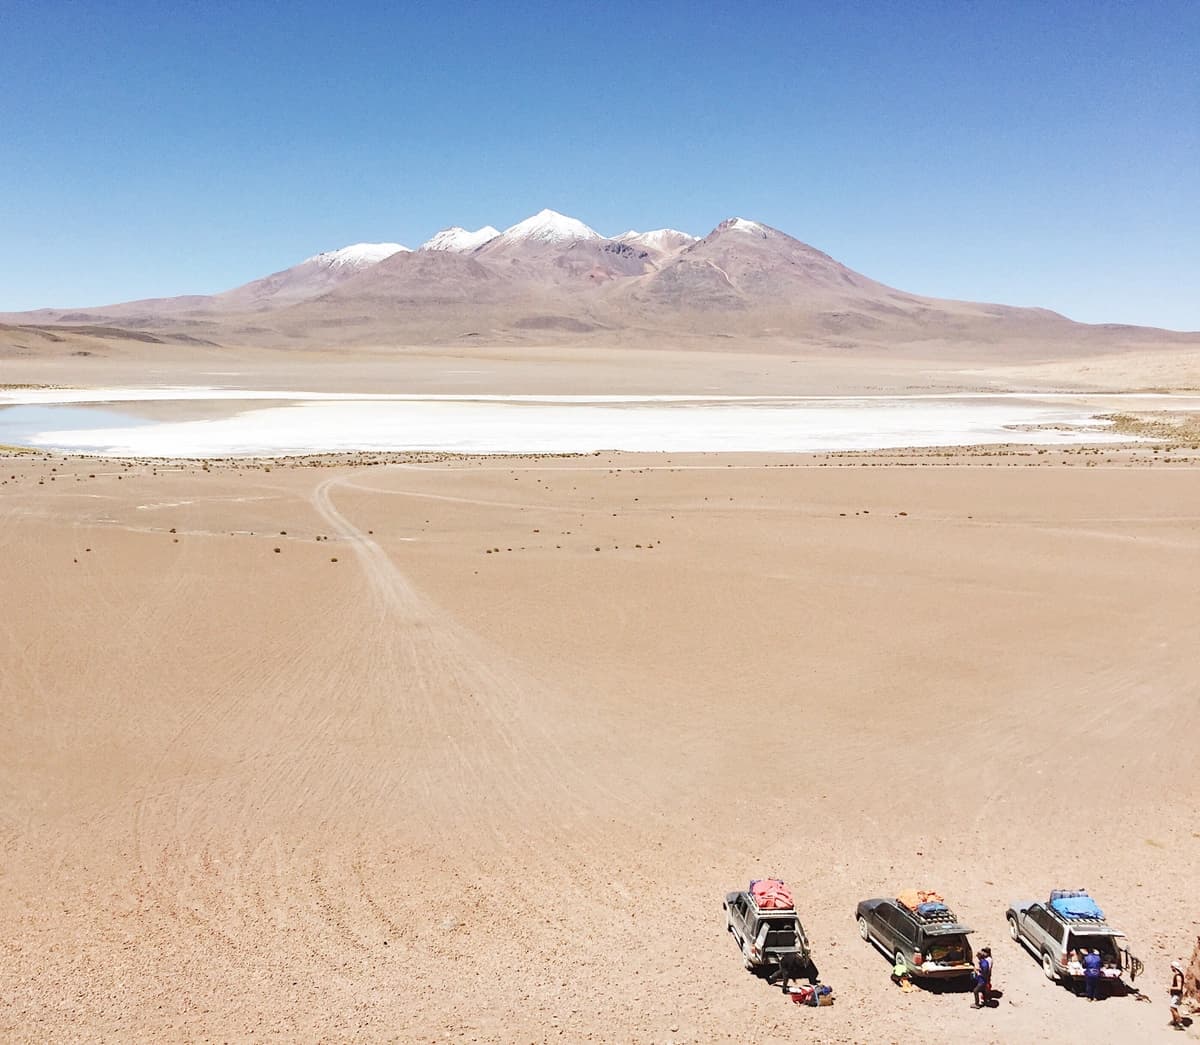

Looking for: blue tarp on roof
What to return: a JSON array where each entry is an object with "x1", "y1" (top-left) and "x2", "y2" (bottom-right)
[{"x1": 1050, "y1": 895, "x2": 1105, "y2": 920}]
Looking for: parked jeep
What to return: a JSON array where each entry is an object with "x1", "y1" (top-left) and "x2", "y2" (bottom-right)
[
  {"x1": 723, "y1": 889, "x2": 815, "y2": 976},
  {"x1": 856, "y1": 896, "x2": 975, "y2": 981},
  {"x1": 1006, "y1": 890, "x2": 1140, "y2": 988}
]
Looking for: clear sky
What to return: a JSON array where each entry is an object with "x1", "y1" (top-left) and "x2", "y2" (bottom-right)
[{"x1": 2, "y1": 1, "x2": 1197, "y2": 329}]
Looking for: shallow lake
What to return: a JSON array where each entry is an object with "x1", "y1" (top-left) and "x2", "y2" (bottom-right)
[
  {"x1": 0, "y1": 389, "x2": 1172, "y2": 458},
  {"x1": 0, "y1": 404, "x2": 150, "y2": 447}
]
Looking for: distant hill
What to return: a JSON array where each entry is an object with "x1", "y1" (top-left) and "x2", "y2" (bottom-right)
[{"x1": 3, "y1": 210, "x2": 1197, "y2": 358}]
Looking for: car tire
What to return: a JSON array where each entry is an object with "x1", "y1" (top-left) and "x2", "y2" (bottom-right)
[
  {"x1": 858, "y1": 917, "x2": 870, "y2": 942},
  {"x1": 1042, "y1": 951, "x2": 1058, "y2": 981},
  {"x1": 1007, "y1": 915, "x2": 1020, "y2": 941}
]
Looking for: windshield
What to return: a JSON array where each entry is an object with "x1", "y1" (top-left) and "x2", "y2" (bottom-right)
[
  {"x1": 1068, "y1": 934, "x2": 1122, "y2": 964},
  {"x1": 925, "y1": 934, "x2": 971, "y2": 964}
]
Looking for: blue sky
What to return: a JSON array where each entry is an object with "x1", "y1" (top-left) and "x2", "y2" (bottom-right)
[{"x1": 2, "y1": 1, "x2": 1197, "y2": 328}]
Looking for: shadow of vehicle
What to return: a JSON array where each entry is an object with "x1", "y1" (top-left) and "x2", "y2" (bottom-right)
[{"x1": 918, "y1": 977, "x2": 973, "y2": 995}]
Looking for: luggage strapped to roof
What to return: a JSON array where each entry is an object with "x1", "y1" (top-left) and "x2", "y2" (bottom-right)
[
  {"x1": 750, "y1": 878, "x2": 795, "y2": 910},
  {"x1": 897, "y1": 890, "x2": 957, "y2": 924},
  {"x1": 1049, "y1": 890, "x2": 1106, "y2": 922}
]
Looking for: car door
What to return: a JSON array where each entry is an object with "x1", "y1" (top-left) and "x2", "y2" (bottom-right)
[
  {"x1": 1023, "y1": 904, "x2": 1052, "y2": 954},
  {"x1": 891, "y1": 907, "x2": 918, "y2": 961},
  {"x1": 1037, "y1": 908, "x2": 1067, "y2": 960},
  {"x1": 754, "y1": 919, "x2": 771, "y2": 960},
  {"x1": 794, "y1": 916, "x2": 811, "y2": 957},
  {"x1": 731, "y1": 897, "x2": 750, "y2": 946},
  {"x1": 738, "y1": 899, "x2": 756, "y2": 954},
  {"x1": 873, "y1": 903, "x2": 901, "y2": 954}
]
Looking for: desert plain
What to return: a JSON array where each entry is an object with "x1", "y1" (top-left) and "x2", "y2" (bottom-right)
[{"x1": 2, "y1": 343, "x2": 1199, "y2": 1044}]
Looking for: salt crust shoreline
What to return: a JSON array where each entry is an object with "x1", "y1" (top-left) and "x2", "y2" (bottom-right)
[{"x1": 6, "y1": 387, "x2": 1199, "y2": 458}]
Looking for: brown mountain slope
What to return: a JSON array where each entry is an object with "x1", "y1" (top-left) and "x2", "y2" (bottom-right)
[
  {"x1": 213, "y1": 245, "x2": 407, "y2": 310},
  {"x1": 3, "y1": 213, "x2": 1196, "y2": 357}
]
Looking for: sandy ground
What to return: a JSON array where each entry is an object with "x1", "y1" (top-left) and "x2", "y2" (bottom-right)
[
  {"x1": 2, "y1": 438, "x2": 1198, "y2": 1044},
  {"x1": 3, "y1": 338, "x2": 1200, "y2": 399}
]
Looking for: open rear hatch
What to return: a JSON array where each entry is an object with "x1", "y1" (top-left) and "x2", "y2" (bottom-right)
[{"x1": 758, "y1": 916, "x2": 801, "y2": 958}]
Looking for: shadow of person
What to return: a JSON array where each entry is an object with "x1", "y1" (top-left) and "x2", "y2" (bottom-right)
[{"x1": 922, "y1": 978, "x2": 973, "y2": 995}]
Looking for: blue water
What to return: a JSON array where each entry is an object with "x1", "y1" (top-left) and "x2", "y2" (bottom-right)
[{"x1": 0, "y1": 404, "x2": 149, "y2": 447}]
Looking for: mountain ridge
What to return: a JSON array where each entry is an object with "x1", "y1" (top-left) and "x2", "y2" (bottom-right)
[{"x1": 3, "y1": 210, "x2": 1196, "y2": 354}]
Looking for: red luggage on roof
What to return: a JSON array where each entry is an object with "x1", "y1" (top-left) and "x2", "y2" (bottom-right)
[{"x1": 750, "y1": 878, "x2": 794, "y2": 910}]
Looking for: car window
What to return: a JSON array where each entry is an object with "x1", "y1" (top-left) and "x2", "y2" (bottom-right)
[
  {"x1": 881, "y1": 904, "x2": 912, "y2": 936},
  {"x1": 893, "y1": 905, "x2": 915, "y2": 931},
  {"x1": 1033, "y1": 906, "x2": 1060, "y2": 937}
]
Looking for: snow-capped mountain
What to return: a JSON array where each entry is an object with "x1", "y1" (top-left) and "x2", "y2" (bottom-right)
[
  {"x1": 419, "y1": 226, "x2": 501, "y2": 252},
  {"x1": 631, "y1": 216, "x2": 891, "y2": 313},
  {"x1": 211, "y1": 242, "x2": 410, "y2": 309},
  {"x1": 472, "y1": 209, "x2": 651, "y2": 282},
  {"x1": 492, "y1": 209, "x2": 602, "y2": 246},
  {"x1": 615, "y1": 229, "x2": 698, "y2": 255},
  {"x1": 721, "y1": 217, "x2": 769, "y2": 237},
  {"x1": 304, "y1": 243, "x2": 409, "y2": 269},
  {"x1": 15, "y1": 208, "x2": 1156, "y2": 357}
]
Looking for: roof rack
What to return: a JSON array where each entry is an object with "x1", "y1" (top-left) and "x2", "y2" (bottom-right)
[
  {"x1": 912, "y1": 906, "x2": 959, "y2": 926},
  {"x1": 897, "y1": 899, "x2": 960, "y2": 926},
  {"x1": 1052, "y1": 910, "x2": 1109, "y2": 926}
]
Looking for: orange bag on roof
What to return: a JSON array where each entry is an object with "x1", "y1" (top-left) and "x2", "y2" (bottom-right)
[{"x1": 897, "y1": 889, "x2": 944, "y2": 911}]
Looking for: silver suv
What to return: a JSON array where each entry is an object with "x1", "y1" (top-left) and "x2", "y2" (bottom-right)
[
  {"x1": 723, "y1": 890, "x2": 815, "y2": 975},
  {"x1": 1006, "y1": 893, "x2": 1140, "y2": 987}
]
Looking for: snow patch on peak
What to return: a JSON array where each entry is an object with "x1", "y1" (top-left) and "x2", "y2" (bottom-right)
[
  {"x1": 499, "y1": 209, "x2": 601, "y2": 245},
  {"x1": 721, "y1": 217, "x2": 768, "y2": 236},
  {"x1": 306, "y1": 243, "x2": 409, "y2": 269},
  {"x1": 617, "y1": 228, "x2": 698, "y2": 250},
  {"x1": 420, "y1": 226, "x2": 500, "y2": 252}
]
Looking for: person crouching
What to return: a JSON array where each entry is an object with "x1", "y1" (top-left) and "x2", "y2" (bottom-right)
[{"x1": 769, "y1": 950, "x2": 820, "y2": 993}]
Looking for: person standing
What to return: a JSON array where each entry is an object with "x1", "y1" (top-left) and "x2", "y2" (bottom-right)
[
  {"x1": 1082, "y1": 948, "x2": 1103, "y2": 1002},
  {"x1": 1170, "y1": 960, "x2": 1186, "y2": 1029},
  {"x1": 971, "y1": 947, "x2": 993, "y2": 1008}
]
